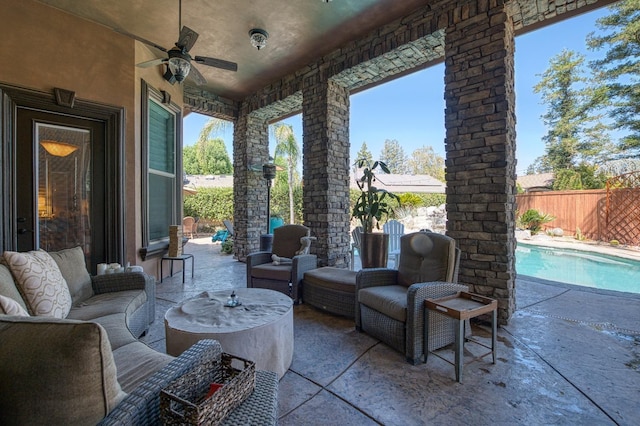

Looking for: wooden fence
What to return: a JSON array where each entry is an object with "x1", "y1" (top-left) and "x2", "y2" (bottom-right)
[
  {"x1": 516, "y1": 188, "x2": 640, "y2": 244},
  {"x1": 516, "y1": 190, "x2": 607, "y2": 240}
]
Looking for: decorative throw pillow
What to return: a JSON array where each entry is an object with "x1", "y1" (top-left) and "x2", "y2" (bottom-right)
[
  {"x1": 0, "y1": 295, "x2": 29, "y2": 316},
  {"x1": 3, "y1": 250, "x2": 72, "y2": 318}
]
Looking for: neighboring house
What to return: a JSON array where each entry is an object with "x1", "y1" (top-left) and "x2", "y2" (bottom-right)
[
  {"x1": 517, "y1": 173, "x2": 554, "y2": 193},
  {"x1": 351, "y1": 171, "x2": 446, "y2": 194}
]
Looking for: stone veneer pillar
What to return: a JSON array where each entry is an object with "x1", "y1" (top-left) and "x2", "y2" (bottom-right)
[
  {"x1": 302, "y1": 79, "x2": 351, "y2": 267},
  {"x1": 232, "y1": 111, "x2": 270, "y2": 261},
  {"x1": 444, "y1": 2, "x2": 517, "y2": 324}
]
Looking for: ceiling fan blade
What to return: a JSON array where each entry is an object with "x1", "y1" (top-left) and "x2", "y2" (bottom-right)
[
  {"x1": 177, "y1": 26, "x2": 199, "y2": 52},
  {"x1": 112, "y1": 27, "x2": 168, "y2": 53},
  {"x1": 187, "y1": 65, "x2": 207, "y2": 86},
  {"x1": 136, "y1": 58, "x2": 167, "y2": 68},
  {"x1": 194, "y1": 56, "x2": 238, "y2": 72}
]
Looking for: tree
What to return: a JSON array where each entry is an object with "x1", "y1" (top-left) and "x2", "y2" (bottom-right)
[
  {"x1": 587, "y1": 0, "x2": 640, "y2": 158},
  {"x1": 533, "y1": 49, "x2": 612, "y2": 172},
  {"x1": 406, "y1": 145, "x2": 445, "y2": 181},
  {"x1": 183, "y1": 138, "x2": 232, "y2": 175},
  {"x1": 183, "y1": 117, "x2": 233, "y2": 175},
  {"x1": 379, "y1": 139, "x2": 408, "y2": 174},
  {"x1": 272, "y1": 123, "x2": 300, "y2": 224},
  {"x1": 355, "y1": 142, "x2": 373, "y2": 167}
]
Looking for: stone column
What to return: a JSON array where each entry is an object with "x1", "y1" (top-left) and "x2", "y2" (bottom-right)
[
  {"x1": 302, "y1": 79, "x2": 351, "y2": 267},
  {"x1": 444, "y1": 2, "x2": 517, "y2": 324},
  {"x1": 232, "y1": 110, "x2": 270, "y2": 261}
]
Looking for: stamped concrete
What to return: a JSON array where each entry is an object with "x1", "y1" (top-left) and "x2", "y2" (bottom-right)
[{"x1": 142, "y1": 237, "x2": 640, "y2": 426}]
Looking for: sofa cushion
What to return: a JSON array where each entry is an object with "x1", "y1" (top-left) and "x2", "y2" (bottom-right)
[
  {"x1": 0, "y1": 316, "x2": 126, "y2": 425},
  {"x1": 0, "y1": 264, "x2": 29, "y2": 312},
  {"x1": 48, "y1": 246, "x2": 94, "y2": 304},
  {"x1": 112, "y1": 341, "x2": 173, "y2": 393},
  {"x1": 0, "y1": 295, "x2": 29, "y2": 316},
  {"x1": 89, "y1": 313, "x2": 138, "y2": 350},
  {"x1": 358, "y1": 285, "x2": 408, "y2": 322},
  {"x1": 67, "y1": 289, "x2": 147, "y2": 322},
  {"x1": 3, "y1": 250, "x2": 72, "y2": 318}
]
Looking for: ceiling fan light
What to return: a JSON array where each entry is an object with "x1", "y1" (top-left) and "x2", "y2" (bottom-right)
[
  {"x1": 168, "y1": 56, "x2": 191, "y2": 82},
  {"x1": 249, "y1": 29, "x2": 269, "y2": 50}
]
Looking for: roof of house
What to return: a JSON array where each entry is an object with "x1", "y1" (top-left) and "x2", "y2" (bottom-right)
[
  {"x1": 517, "y1": 173, "x2": 554, "y2": 192},
  {"x1": 351, "y1": 171, "x2": 445, "y2": 194}
]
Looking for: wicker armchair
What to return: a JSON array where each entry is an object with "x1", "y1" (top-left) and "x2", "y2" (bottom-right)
[
  {"x1": 247, "y1": 224, "x2": 317, "y2": 303},
  {"x1": 355, "y1": 231, "x2": 466, "y2": 364}
]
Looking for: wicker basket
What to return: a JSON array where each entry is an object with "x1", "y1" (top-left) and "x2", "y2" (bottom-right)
[{"x1": 160, "y1": 353, "x2": 256, "y2": 425}]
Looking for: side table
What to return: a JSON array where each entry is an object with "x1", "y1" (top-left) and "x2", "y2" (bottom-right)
[
  {"x1": 160, "y1": 253, "x2": 194, "y2": 283},
  {"x1": 424, "y1": 291, "x2": 497, "y2": 383}
]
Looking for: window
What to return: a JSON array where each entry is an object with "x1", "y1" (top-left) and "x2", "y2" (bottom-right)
[{"x1": 141, "y1": 82, "x2": 182, "y2": 256}]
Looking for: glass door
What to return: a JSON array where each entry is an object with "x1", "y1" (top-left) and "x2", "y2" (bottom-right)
[{"x1": 36, "y1": 123, "x2": 91, "y2": 254}]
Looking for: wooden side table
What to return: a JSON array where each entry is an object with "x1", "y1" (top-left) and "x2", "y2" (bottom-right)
[
  {"x1": 160, "y1": 253, "x2": 194, "y2": 283},
  {"x1": 424, "y1": 291, "x2": 497, "y2": 383}
]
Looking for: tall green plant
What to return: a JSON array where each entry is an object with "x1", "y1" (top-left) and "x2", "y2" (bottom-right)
[{"x1": 352, "y1": 159, "x2": 400, "y2": 233}]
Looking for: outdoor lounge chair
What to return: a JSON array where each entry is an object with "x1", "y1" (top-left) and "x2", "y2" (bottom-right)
[
  {"x1": 383, "y1": 219, "x2": 404, "y2": 268},
  {"x1": 355, "y1": 231, "x2": 466, "y2": 364},
  {"x1": 246, "y1": 224, "x2": 317, "y2": 303}
]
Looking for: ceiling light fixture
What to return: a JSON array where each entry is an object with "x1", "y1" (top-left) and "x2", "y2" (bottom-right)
[
  {"x1": 249, "y1": 28, "x2": 269, "y2": 50},
  {"x1": 167, "y1": 47, "x2": 192, "y2": 82},
  {"x1": 40, "y1": 140, "x2": 78, "y2": 157}
]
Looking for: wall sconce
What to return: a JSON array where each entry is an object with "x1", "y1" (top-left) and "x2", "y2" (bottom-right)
[{"x1": 249, "y1": 29, "x2": 269, "y2": 50}]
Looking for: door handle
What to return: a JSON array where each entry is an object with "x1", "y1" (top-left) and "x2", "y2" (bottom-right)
[
  {"x1": 17, "y1": 217, "x2": 27, "y2": 223},
  {"x1": 18, "y1": 228, "x2": 33, "y2": 234}
]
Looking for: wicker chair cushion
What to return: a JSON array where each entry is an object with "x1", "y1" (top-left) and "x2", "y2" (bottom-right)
[
  {"x1": 48, "y1": 246, "x2": 94, "y2": 304},
  {"x1": 303, "y1": 267, "x2": 356, "y2": 293},
  {"x1": 397, "y1": 232, "x2": 456, "y2": 288},
  {"x1": 358, "y1": 285, "x2": 407, "y2": 323},
  {"x1": 0, "y1": 316, "x2": 126, "y2": 425},
  {"x1": 251, "y1": 263, "x2": 293, "y2": 282},
  {"x1": 272, "y1": 225, "x2": 310, "y2": 258}
]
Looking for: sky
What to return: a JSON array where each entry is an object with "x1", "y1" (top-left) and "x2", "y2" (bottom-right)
[{"x1": 184, "y1": 6, "x2": 613, "y2": 175}]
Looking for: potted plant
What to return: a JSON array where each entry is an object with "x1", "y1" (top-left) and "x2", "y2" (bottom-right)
[{"x1": 352, "y1": 158, "x2": 400, "y2": 267}]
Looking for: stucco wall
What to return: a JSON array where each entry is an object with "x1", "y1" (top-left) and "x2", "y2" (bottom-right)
[{"x1": 0, "y1": 0, "x2": 184, "y2": 278}]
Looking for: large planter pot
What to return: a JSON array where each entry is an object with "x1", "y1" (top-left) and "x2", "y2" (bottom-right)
[{"x1": 360, "y1": 232, "x2": 389, "y2": 268}]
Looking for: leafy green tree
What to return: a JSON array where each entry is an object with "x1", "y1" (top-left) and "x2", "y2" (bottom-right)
[
  {"x1": 272, "y1": 123, "x2": 300, "y2": 224},
  {"x1": 534, "y1": 49, "x2": 610, "y2": 172},
  {"x1": 379, "y1": 139, "x2": 408, "y2": 174},
  {"x1": 183, "y1": 138, "x2": 232, "y2": 174},
  {"x1": 184, "y1": 117, "x2": 233, "y2": 175},
  {"x1": 407, "y1": 145, "x2": 445, "y2": 181},
  {"x1": 587, "y1": 0, "x2": 640, "y2": 158}
]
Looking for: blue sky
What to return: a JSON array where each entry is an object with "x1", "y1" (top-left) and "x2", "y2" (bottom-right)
[{"x1": 184, "y1": 6, "x2": 612, "y2": 175}]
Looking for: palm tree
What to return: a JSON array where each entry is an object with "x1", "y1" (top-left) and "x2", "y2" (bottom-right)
[{"x1": 272, "y1": 123, "x2": 300, "y2": 224}]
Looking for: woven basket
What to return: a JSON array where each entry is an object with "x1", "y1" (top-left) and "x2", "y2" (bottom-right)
[{"x1": 160, "y1": 353, "x2": 256, "y2": 425}]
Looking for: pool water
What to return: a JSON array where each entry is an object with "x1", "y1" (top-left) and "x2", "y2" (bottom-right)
[{"x1": 516, "y1": 243, "x2": 640, "y2": 294}]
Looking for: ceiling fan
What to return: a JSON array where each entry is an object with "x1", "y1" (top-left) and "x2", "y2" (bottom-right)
[{"x1": 135, "y1": 0, "x2": 237, "y2": 85}]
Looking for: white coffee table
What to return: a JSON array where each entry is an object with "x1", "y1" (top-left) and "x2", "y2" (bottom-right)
[{"x1": 164, "y1": 288, "x2": 293, "y2": 379}]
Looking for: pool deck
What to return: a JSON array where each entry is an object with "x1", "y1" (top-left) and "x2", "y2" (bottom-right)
[{"x1": 142, "y1": 237, "x2": 640, "y2": 425}]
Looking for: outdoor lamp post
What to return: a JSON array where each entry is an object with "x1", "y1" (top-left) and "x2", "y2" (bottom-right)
[{"x1": 262, "y1": 163, "x2": 277, "y2": 235}]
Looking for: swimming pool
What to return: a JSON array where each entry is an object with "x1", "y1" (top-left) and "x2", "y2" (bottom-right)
[{"x1": 516, "y1": 242, "x2": 640, "y2": 294}]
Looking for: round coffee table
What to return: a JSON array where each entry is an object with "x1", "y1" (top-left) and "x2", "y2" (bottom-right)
[{"x1": 164, "y1": 288, "x2": 293, "y2": 378}]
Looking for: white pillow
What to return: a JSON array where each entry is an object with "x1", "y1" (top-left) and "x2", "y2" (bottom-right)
[
  {"x1": 3, "y1": 250, "x2": 72, "y2": 318},
  {"x1": 0, "y1": 295, "x2": 29, "y2": 316}
]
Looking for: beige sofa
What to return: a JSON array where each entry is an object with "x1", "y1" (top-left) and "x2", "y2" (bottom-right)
[{"x1": 0, "y1": 247, "x2": 279, "y2": 425}]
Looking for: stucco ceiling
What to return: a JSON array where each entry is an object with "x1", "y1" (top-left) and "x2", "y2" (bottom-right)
[{"x1": 35, "y1": 0, "x2": 612, "y2": 101}]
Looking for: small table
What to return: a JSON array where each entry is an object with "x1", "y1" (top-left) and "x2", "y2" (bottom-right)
[
  {"x1": 164, "y1": 288, "x2": 294, "y2": 379},
  {"x1": 424, "y1": 291, "x2": 497, "y2": 383},
  {"x1": 160, "y1": 253, "x2": 194, "y2": 283}
]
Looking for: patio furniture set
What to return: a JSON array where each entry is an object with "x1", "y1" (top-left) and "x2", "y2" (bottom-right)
[{"x1": 0, "y1": 225, "x2": 495, "y2": 424}]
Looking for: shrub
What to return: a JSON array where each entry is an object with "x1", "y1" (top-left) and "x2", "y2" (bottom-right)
[
  {"x1": 517, "y1": 209, "x2": 555, "y2": 234},
  {"x1": 221, "y1": 238, "x2": 233, "y2": 254}
]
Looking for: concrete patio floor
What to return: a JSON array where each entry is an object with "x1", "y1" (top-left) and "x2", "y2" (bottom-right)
[{"x1": 141, "y1": 237, "x2": 640, "y2": 425}]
